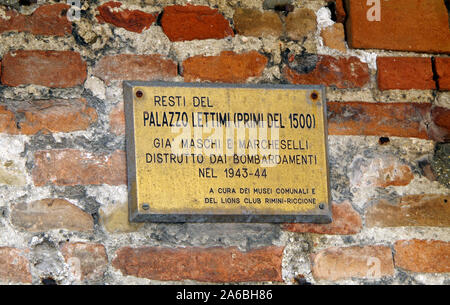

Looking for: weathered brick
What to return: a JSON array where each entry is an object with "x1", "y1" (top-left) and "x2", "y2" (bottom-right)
[
  {"x1": 112, "y1": 246, "x2": 284, "y2": 282},
  {"x1": 366, "y1": 195, "x2": 450, "y2": 228},
  {"x1": 161, "y1": 5, "x2": 234, "y2": 42},
  {"x1": 0, "y1": 247, "x2": 31, "y2": 283},
  {"x1": 436, "y1": 58, "x2": 450, "y2": 91},
  {"x1": 285, "y1": 8, "x2": 316, "y2": 41},
  {"x1": 283, "y1": 201, "x2": 362, "y2": 235},
  {"x1": 93, "y1": 54, "x2": 177, "y2": 85},
  {"x1": 61, "y1": 243, "x2": 108, "y2": 282},
  {"x1": 1, "y1": 50, "x2": 87, "y2": 88},
  {"x1": 97, "y1": 1, "x2": 157, "y2": 33},
  {"x1": 284, "y1": 56, "x2": 370, "y2": 88},
  {"x1": 311, "y1": 246, "x2": 394, "y2": 281},
  {"x1": 32, "y1": 149, "x2": 126, "y2": 186},
  {"x1": 349, "y1": 155, "x2": 414, "y2": 188},
  {"x1": 0, "y1": 106, "x2": 17, "y2": 135},
  {"x1": 0, "y1": 4, "x2": 71, "y2": 36},
  {"x1": 11, "y1": 198, "x2": 93, "y2": 232},
  {"x1": 233, "y1": 8, "x2": 282, "y2": 38},
  {"x1": 394, "y1": 240, "x2": 450, "y2": 273},
  {"x1": 377, "y1": 57, "x2": 435, "y2": 90},
  {"x1": 0, "y1": 99, "x2": 97, "y2": 135},
  {"x1": 345, "y1": 0, "x2": 450, "y2": 53},
  {"x1": 109, "y1": 102, "x2": 125, "y2": 135},
  {"x1": 327, "y1": 102, "x2": 431, "y2": 139},
  {"x1": 432, "y1": 106, "x2": 450, "y2": 133},
  {"x1": 183, "y1": 51, "x2": 268, "y2": 83},
  {"x1": 321, "y1": 23, "x2": 346, "y2": 53}
]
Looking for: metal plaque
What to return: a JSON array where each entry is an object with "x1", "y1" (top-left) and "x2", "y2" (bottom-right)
[{"x1": 124, "y1": 81, "x2": 331, "y2": 223}]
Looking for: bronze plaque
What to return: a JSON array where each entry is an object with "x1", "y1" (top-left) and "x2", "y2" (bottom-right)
[{"x1": 124, "y1": 82, "x2": 331, "y2": 223}]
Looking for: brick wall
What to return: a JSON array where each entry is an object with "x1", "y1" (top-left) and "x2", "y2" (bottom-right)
[{"x1": 0, "y1": 0, "x2": 448, "y2": 285}]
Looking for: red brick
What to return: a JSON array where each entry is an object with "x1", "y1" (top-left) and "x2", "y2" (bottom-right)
[
  {"x1": 0, "y1": 99, "x2": 97, "y2": 135},
  {"x1": 0, "y1": 247, "x2": 31, "y2": 283},
  {"x1": 327, "y1": 102, "x2": 431, "y2": 139},
  {"x1": 377, "y1": 57, "x2": 435, "y2": 90},
  {"x1": 161, "y1": 5, "x2": 234, "y2": 42},
  {"x1": 11, "y1": 198, "x2": 94, "y2": 232},
  {"x1": 436, "y1": 58, "x2": 450, "y2": 91},
  {"x1": 431, "y1": 106, "x2": 450, "y2": 132},
  {"x1": 93, "y1": 54, "x2": 177, "y2": 85},
  {"x1": 32, "y1": 149, "x2": 126, "y2": 186},
  {"x1": 183, "y1": 51, "x2": 268, "y2": 83},
  {"x1": 0, "y1": 106, "x2": 17, "y2": 134},
  {"x1": 0, "y1": 4, "x2": 71, "y2": 36},
  {"x1": 283, "y1": 201, "x2": 362, "y2": 235},
  {"x1": 366, "y1": 194, "x2": 450, "y2": 228},
  {"x1": 97, "y1": 1, "x2": 157, "y2": 33},
  {"x1": 109, "y1": 102, "x2": 125, "y2": 135},
  {"x1": 112, "y1": 246, "x2": 283, "y2": 282},
  {"x1": 61, "y1": 243, "x2": 108, "y2": 282},
  {"x1": 394, "y1": 240, "x2": 450, "y2": 273},
  {"x1": 311, "y1": 245, "x2": 394, "y2": 281},
  {"x1": 284, "y1": 56, "x2": 370, "y2": 88},
  {"x1": 1, "y1": 50, "x2": 86, "y2": 88},
  {"x1": 345, "y1": 0, "x2": 450, "y2": 53}
]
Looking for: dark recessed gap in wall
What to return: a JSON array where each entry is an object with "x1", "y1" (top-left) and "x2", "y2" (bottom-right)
[
  {"x1": 91, "y1": 212, "x2": 99, "y2": 223},
  {"x1": 294, "y1": 275, "x2": 312, "y2": 285},
  {"x1": 326, "y1": 1, "x2": 337, "y2": 22},
  {"x1": 177, "y1": 62, "x2": 183, "y2": 77},
  {"x1": 341, "y1": 0, "x2": 350, "y2": 45},
  {"x1": 431, "y1": 57, "x2": 440, "y2": 91},
  {"x1": 378, "y1": 137, "x2": 390, "y2": 145},
  {"x1": 19, "y1": 0, "x2": 37, "y2": 5},
  {"x1": 274, "y1": 4, "x2": 294, "y2": 16},
  {"x1": 41, "y1": 277, "x2": 57, "y2": 285},
  {"x1": 156, "y1": 11, "x2": 164, "y2": 27}
]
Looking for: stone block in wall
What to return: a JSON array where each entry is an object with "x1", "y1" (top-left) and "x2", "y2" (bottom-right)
[{"x1": 233, "y1": 8, "x2": 283, "y2": 38}]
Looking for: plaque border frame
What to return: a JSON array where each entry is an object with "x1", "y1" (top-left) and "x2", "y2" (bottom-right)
[{"x1": 124, "y1": 81, "x2": 332, "y2": 223}]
